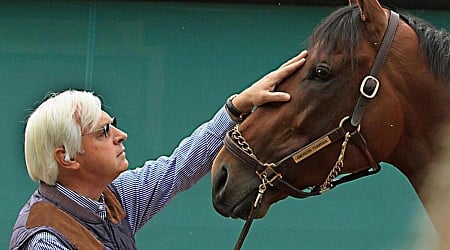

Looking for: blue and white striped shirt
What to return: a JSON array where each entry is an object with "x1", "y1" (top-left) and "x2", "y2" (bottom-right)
[{"x1": 26, "y1": 107, "x2": 235, "y2": 249}]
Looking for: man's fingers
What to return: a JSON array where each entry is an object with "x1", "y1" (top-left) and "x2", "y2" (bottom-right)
[
  {"x1": 272, "y1": 57, "x2": 305, "y2": 83},
  {"x1": 253, "y1": 92, "x2": 291, "y2": 107},
  {"x1": 279, "y1": 50, "x2": 308, "y2": 69},
  {"x1": 239, "y1": 50, "x2": 307, "y2": 108},
  {"x1": 269, "y1": 92, "x2": 291, "y2": 102}
]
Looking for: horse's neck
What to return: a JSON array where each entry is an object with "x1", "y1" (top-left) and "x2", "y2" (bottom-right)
[
  {"x1": 391, "y1": 71, "x2": 450, "y2": 181},
  {"x1": 385, "y1": 38, "x2": 450, "y2": 168},
  {"x1": 409, "y1": 123, "x2": 450, "y2": 247},
  {"x1": 389, "y1": 65, "x2": 450, "y2": 245},
  {"x1": 388, "y1": 21, "x2": 450, "y2": 175}
]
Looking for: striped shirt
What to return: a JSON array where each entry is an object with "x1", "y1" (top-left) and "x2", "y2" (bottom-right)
[{"x1": 26, "y1": 107, "x2": 235, "y2": 249}]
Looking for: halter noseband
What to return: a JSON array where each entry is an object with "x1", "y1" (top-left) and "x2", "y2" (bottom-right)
[{"x1": 227, "y1": 10, "x2": 400, "y2": 250}]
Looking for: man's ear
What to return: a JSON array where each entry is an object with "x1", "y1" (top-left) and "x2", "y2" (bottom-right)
[{"x1": 54, "y1": 147, "x2": 79, "y2": 170}]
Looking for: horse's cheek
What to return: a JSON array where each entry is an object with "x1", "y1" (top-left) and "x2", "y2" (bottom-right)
[{"x1": 366, "y1": 94, "x2": 404, "y2": 160}]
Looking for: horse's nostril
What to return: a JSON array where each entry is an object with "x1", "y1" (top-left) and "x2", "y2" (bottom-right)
[
  {"x1": 213, "y1": 165, "x2": 229, "y2": 197},
  {"x1": 217, "y1": 166, "x2": 228, "y2": 189}
]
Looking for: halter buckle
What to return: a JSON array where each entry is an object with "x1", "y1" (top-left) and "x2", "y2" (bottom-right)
[{"x1": 360, "y1": 75, "x2": 380, "y2": 99}]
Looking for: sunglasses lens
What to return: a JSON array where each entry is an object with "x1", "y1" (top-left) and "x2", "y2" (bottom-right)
[
  {"x1": 103, "y1": 124, "x2": 109, "y2": 138},
  {"x1": 103, "y1": 118, "x2": 116, "y2": 137}
]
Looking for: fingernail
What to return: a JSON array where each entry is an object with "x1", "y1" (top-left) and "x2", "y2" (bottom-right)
[{"x1": 284, "y1": 93, "x2": 291, "y2": 100}]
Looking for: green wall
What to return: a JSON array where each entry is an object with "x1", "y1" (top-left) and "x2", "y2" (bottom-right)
[{"x1": 1, "y1": 1, "x2": 449, "y2": 249}]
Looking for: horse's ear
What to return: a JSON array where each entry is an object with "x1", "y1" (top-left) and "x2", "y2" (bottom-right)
[
  {"x1": 356, "y1": 0, "x2": 389, "y2": 45},
  {"x1": 348, "y1": 0, "x2": 358, "y2": 5}
]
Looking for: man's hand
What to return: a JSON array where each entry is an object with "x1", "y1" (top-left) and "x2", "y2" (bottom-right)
[{"x1": 232, "y1": 50, "x2": 308, "y2": 113}]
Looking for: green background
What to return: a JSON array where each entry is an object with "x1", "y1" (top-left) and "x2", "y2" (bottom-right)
[{"x1": 1, "y1": 1, "x2": 449, "y2": 249}]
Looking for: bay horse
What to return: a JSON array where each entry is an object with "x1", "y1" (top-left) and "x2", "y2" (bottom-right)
[{"x1": 211, "y1": 0, "x2": 450, "y2": 248}]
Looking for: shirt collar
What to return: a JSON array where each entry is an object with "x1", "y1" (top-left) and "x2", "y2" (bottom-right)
[{"x1": 55, "y1": 183, "x2": 106, "y2": 218}]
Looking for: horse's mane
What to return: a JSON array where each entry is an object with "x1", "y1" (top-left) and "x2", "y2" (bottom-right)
[
  {"x1": 309, "y1": 5, "x2": 450, "y2": 82},
  {"x1": 402, "y1": 13, "x2": 450, "y2": 82}
]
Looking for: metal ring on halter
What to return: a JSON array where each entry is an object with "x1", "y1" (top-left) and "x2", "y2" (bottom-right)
[{"x1": 339, "y1": 116, "x2": 360, "y2": 132}]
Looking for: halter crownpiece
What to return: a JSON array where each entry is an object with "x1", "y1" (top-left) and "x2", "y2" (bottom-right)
[
  {"x1": 350, "y1": 10, "x2": 400, "y2": 126},
  {"x1": 229, "y1": 10, "x2": 400, "y2": 250}
]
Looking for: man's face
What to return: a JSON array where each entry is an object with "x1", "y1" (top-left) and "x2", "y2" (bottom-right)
[{"x1": 76, "y1": 111, "x2": 129, "y2": 185}]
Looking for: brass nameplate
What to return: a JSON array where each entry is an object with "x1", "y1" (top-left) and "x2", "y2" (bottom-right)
[{"x1": 292, "y1": 136, "x2": 332, "y2": 163}]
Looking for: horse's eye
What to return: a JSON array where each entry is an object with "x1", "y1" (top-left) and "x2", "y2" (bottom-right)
[{"x1": 313, "y1": 64, "x2": 332, "y2": 81}]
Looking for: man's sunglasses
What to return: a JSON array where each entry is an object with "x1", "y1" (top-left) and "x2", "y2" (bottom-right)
[{"x1": 83, "y1": 117, "x2": 117, "y2": 138}]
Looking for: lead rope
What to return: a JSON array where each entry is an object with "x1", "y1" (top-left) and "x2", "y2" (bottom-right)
[{"x1": 234, "y1": 174, "x2": 270, "y2": 250}]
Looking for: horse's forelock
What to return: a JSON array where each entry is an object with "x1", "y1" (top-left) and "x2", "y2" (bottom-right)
[{"x1": 308, "y1": 5, "x2": 362, "y2": 68}]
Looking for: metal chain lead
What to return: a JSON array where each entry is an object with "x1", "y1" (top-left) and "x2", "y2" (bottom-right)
[{"x1": 320, "y1": 132, "x2": 351, "y2": 192}]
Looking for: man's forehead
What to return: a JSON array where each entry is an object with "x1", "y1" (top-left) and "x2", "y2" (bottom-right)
[{"x1": 100, "y1": 111, "x2": 112, "y2": 120}]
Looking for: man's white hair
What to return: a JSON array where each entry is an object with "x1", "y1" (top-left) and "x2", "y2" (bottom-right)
[{"x1": 24, "y1": 90, "x2": 102, "y2": 185}]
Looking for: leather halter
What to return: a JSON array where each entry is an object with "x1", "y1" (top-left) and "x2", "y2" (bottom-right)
[{"x1": 226, "y1": 10, "x2": 400, "y2": 250}]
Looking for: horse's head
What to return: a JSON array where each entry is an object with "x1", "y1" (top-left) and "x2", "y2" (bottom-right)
[{"x1": 211, "y1": 0, "x2": 427, "y2": 220}]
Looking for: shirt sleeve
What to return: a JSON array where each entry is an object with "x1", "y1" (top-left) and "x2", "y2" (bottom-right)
[
  {"x1": 112, "y1": 107, "x2": 235, "y2": 234},
  {"x1": 27, "y1": 231, "x2": 69, "y2": 250}
]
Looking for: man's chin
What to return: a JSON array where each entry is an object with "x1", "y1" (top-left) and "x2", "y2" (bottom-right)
[
  {"x1": 115, "y1": 160, "x2": 129, "y2": 176},
  {"x1": 121, "y1": 160, "x2": 129, "y2": 171}
]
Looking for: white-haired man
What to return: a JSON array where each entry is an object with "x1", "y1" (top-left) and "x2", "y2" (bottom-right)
[{"x1": 10, "y1": 51, "x2": 307, "y2": 249}]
